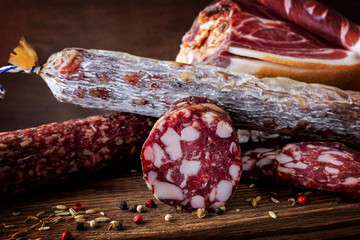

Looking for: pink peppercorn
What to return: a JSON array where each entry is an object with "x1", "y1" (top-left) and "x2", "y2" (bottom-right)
[
  {"x1": 297, "y1": 196, "x2": 306, "y2": 204},
  {"x1": 73, "y1": 202, "x2": 82, "y2": 211},
  {"x1": 62, "y1": 231, "x2": 72, "y2": 240},
  {"x1": 145, "y1": 199, "x2": 156, "y2": 208},
  {"x1": 133, "y1": 214, "x2": 143, "y2": 224}
]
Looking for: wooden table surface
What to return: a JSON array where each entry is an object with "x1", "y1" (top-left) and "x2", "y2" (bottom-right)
[{"x1": 1, "y1": 0, "x2": 360, "y2": 239}]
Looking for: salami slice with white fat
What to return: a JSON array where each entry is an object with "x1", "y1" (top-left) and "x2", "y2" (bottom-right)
[
  {"x1": 141, "y1": 96, "x2": 242, "y2": 211},
  {"x1": 277, "y1": 142, "x2": 360, "y2": 192},
  {"x1": 242, "y1": 148, "x2": 276, "y2": 180},
  {"x1": 241, "y1": 147, "x2": 295, "y2": 187}
]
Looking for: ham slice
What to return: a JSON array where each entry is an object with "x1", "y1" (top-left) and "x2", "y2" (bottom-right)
[
  {"x1": 257, "y1": 0, "x2": 360, "y2": 54},
  {"x1": 176, "y1": 0, "x2": 360, "y2": 90}
]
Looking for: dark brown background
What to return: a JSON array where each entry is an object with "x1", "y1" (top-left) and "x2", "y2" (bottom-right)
[
  {"x1": 1, "y1": 1, "x2": 360, "y2": 239},
  {"x1": 0, "y1": 0, "x2": 359, "y2": 132}
]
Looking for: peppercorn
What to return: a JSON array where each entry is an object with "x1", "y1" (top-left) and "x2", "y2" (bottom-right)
[
  {"x1": 133, "y1": 214, "x2": 143, "y2": 224},
  {"x1": 215, "y1": 207, "x2": 224, "y2": 215},
  {"x1": 73, "y1": 202, "x2": 82, "y2": 211},
  {"x1": 108, "y1": 220, "x2": 123, "y2": 230},
  {"x1": 136, "y1": 205, "x2": 144, "y2": 213},
  {"x1": 195, "y1": 208, "x2": 208, "y2": 219},
  {"x1": 118, "y1": 201, "x2": 128, "y2": 210},
  {"x1": 297, "y1": 196, "x2": 306, "y2": 204},
  {"x1": 76, "y1": 221, "x2": 85, "y2": 231},
  {"x1": 145, "y1": 199, "x2": 156, "y2": 208},
  {"x1": 89, "y1": 219, "x2": 98, "y2": 228},
  {"x1": 61, "y1": 231, "x2": 72, "y2": 240},
  {"x1": 164, "y1": 214, "x2": 173, "y2": 222},
  {"x1": 128, "y1": 204, "x2": 137, "y2": 212}
]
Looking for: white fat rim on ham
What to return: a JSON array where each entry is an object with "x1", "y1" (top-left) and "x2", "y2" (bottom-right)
[{"x1": 228, "y1": 46, "x2": 360, "y2": 67}]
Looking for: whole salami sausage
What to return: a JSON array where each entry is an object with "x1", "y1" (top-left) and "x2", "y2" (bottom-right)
[
  {"x1": 141, "y1": 96, "x2": 242, "y2": 211},
  {"x1": 37, "y1": 48, "x2": 360, "y2": 147},
  {"x1": 0, "y1": 112, "x2": 153, "y2": 195}
]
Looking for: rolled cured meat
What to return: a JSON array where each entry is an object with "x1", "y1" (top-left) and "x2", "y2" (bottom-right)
[{"x1": 176, "y1": 0, "x2": 360, "y2": 90}]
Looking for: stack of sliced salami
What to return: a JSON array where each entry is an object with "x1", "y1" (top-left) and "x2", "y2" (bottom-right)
[{"x1": 242, "y1": 142, "x2": 360, "y2": 199}]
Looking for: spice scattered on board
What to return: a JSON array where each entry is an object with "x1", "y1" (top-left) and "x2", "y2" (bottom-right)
[
  {"x1": 133, "y1": 214, "x2": 143, "y2": 224},
  {"x1": 195, "y1": 208, "x2": 208, "y2": 219},
  {"x1": 1, "y1": 185, "x2": 323, "y2": 239},
  {"x1": 268, "y1": 211, "x2": 277, "y2": 219},
  {"x1": 164, "y1": 214, "x2": 173, "y2": 222}
]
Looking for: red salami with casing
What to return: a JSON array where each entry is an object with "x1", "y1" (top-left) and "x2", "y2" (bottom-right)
[
  {"x1": 0, "y1": 112, "x2": 153, "y2": 195},
  {"x1": 141, "y1": 96, "x2": 242, "y2": 211},
  {"x1": 277, "y1": 142, "x2": 360, "y2": 192}
]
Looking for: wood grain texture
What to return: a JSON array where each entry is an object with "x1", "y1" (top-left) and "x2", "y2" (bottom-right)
[{"x1": 1, "y1": 173, "x2": 360, "y2": 240}]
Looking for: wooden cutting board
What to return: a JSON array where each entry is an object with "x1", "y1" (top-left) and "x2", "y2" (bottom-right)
[{"x1": 1, "y1": 172, "x2": 360, "y2": 240}]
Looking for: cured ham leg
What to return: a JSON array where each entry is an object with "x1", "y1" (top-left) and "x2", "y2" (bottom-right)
[
  {"x1": 176, "y1": 0, "x2": 360, "y2": 90},
  {"x1": 257, "y1": 0, "x2": 360, "y2": 54}
]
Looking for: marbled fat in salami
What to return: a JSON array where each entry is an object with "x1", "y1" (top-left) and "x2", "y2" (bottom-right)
[
  {"x1": 0, "y1": 112, "x2": 154, "y2": 195},
  {"x1": 241, "y1": 148, "x2": 276, "y2": 180},
  {"x1": 141, "y1": 96, "x2": 242, "y2": 211},
  {"x1": 278, "y1": 142, "x2": 360, "y2": 192}
]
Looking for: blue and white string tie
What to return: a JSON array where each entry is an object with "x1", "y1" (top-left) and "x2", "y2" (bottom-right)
[
  {"x1": 0, "y1": 64, "x2": 42, "y2": 101},
  {"x1": 0, "y1": 64, "x2": 42, "y2": 74}
]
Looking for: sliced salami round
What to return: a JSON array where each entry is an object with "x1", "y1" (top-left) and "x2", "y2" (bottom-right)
[
  {"x1": 278, "y1": 142, "x2": 360, "y2": 192},
  {"x1": 242, "y1": 148, "x2": 277, "y2": 181},
  {"x1": 141, "y1": 96, "x2": 242, "y2": 211}
]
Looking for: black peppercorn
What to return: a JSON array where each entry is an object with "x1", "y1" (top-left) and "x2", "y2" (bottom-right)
[
  {"x1": 215, "y1": 207, "x2": 224, "y2": 215},
  {"x1": 118, "y1": 201, "x2": 128, "y2": 210},
  {"x1": 76, "y1": 221, "x2": 85, "y2": 231}
]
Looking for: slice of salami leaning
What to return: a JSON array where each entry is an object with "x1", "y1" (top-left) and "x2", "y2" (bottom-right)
[
  {"x1": 277, "y1": 142, "x2": 360, "y2": 192},
  {"x1": 141, "y1": 96, "x2": 242, "y2": 211},
  {"x1": 241, "y1": 148, "x2": 276, "y2": 181},
  {"x1": 0, "y1": 112, "x2": 154, "y2": 195}
]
